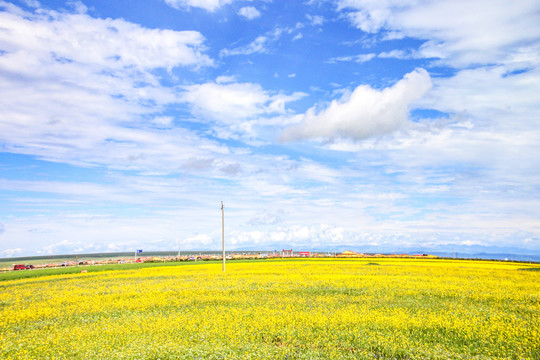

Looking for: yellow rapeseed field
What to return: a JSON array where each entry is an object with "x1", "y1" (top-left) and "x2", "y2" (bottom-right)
[{"x1": 0, "y1": 258, "x2": 538, "y2": 359}]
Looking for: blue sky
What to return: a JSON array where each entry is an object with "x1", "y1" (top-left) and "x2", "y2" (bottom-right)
[{"x1": 1, "y1": 0, "x2": 539, "y2": 257}]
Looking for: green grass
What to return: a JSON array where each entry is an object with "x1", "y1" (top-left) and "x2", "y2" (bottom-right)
[
  {"x1": 0, "y1": 262, "x2": 184, "y2": 282},
  {"x1": 0, "y1": 258, "x2": 271, "y2": 282},
  {"x1": 0, "y1": 251, "x2": 266, "y2": 268}
]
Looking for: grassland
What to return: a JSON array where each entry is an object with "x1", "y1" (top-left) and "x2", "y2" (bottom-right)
[
  {"x1": 0, "y1": 251, "x2": 217, "y2": 269},
  {"x1": 0, "y1": 258, "x2": 538, "y2": 359}
]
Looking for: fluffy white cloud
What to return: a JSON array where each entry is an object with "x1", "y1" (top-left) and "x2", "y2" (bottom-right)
[
  {"x1": 238, "y1": 6, "x2": 261, "y2": 20},
  {"x1": 281, "y1": 68, "x2": 432, "y2": 141},
  {"x1": 182, "y1": 81, "x2": 306, "y2": 123},
  {"x1": 333, "y1": 0, "x2": 540, "y2": 195},
  {"x1": 215, "y1": 75, "x2": 237, "y2": 84},
  {"x1": 338, "y1": 0, "x2": 410, "y2": 33},
  {"x1": 0, "y1": 0, "x2": 308, "y2": 173},
  {"x1": 338, "y1": 0, "x2": 540, "y2": 68},
  {"x1": 0, "y1": 3, "x2": 219, "y2": 171},
  {"x1": 0, "y1": 5, "x2": 212, "y2": 70},
  {"x1": 164, "y1": 0, "x2": 234, "y2": 12},
  {"x1": 423, "y1": 66, "x2": 540, "y2": 126}
]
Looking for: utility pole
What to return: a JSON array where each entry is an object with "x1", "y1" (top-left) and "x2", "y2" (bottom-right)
[{"x1": 221, "y1": 201, "x2": 225, "y2": 272}]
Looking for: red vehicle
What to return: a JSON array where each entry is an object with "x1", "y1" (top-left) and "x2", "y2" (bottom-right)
[{"x1": 13, "y1": 264, "x2": 26, "y2": 270}]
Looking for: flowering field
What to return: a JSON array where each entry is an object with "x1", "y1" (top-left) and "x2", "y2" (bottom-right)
[{"x1": 0, "y1": 258, "x2": 538, "y2": 359}]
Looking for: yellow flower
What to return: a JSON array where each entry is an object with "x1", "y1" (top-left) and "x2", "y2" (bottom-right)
[{"x1": 0, "y1": 258, "x2": 538, "y2": 359}]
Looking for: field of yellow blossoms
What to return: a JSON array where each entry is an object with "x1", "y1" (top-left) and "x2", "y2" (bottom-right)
[{"x1": 0, "y1": 258, "x2": 538, "y2": 359}]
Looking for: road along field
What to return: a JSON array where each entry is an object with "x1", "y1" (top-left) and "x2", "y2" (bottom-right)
[{"x1": 0, "y1": 258, "x2": 538, "y2": 359}]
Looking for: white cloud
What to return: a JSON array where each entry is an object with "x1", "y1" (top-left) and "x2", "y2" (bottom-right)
[
  {"x1": 238, "y1": 6, "x2": 261, "y2": 20},
  {"x1": 216, "y1": 75, "x2": 237, "y2": 84},
  {"x1": 1, "y1": 214, "x2": 217, "y2": 255},
  {"x1": 184, "y1": 233, "x2": 215, "y2": 247},
  {"x1": 382, "y1": 31, "x2": 405, "y2": 40},
  {"x1": 152, "y1": 116, "x2": 174, "y2": 128},
  {"x1": 329, "y1": 51, "x2": 415, "y2": 63},
  {"x1": 0, "y1": 3, "x2": 221, "y2": 171},
  {"x1": 248, "y1": 210, "x2": 285, "y2": 226},
  {"x1": 422, "y1": 66, "x2": 540, "y2": 127},
  {"x1": 378, "y1": 49, "x2": 415, "y2": 59},
  {"x1": 182, "y1": 82, "x2": 273, "y2": 121},
  {"x1": 220, "y1": 26, "x2": 297, "y2": 57},
  {"x1": 2, "y1": 150, "x2": 540, "y2": 255},
  {"x1": 1, "y1": 248, "x2": 23, "y2": 258},
  {"x1": 329, "y1": 53, "x2": 375, "y2": 63},
  {"x1": 333, "y1": 0, "x2": 540, "y2": 225},
  {"x1": 338, "y1": 0, "x2": 399, "y2": 33},
  {"x1": 338, "y1": 0, "x2": 540, "y2": 68},
  {"x1": 164, "y1": 0, "x2": 234, "y2": 12},
  {"x1": 0, "y1": 5, "x2": 212, "y2": 71},
  {"x1": 306, "y1": 14, "x2": 325, "y2": 26},
  {"x1": 220, "y1": 36, "x2": 268, "y2": 56},
  {"x1": 23, "y1": 0, "x2": 40, "y2": 8},
  {"x1": 182, "y1": 81, "x2": 306, "y2": 124},
  {"x1": 67, "y1": 0, "x2": 88, "y2": 14},
  {"x1": 281, "y1": 68, "x2": 432, "y2": 141}
]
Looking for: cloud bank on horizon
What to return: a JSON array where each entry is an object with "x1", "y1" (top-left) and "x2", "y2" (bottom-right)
[{"x1": 0, "y1": 0, "x2": 539, "y2": 257}]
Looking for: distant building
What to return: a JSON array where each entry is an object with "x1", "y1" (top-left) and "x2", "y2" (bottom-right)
[
  {"x1": 298, "y1": 251, "x2": 310, "y2": 257},
  {"x1": 282, "y1": 249, "x2": 293, "y2": 257}
]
